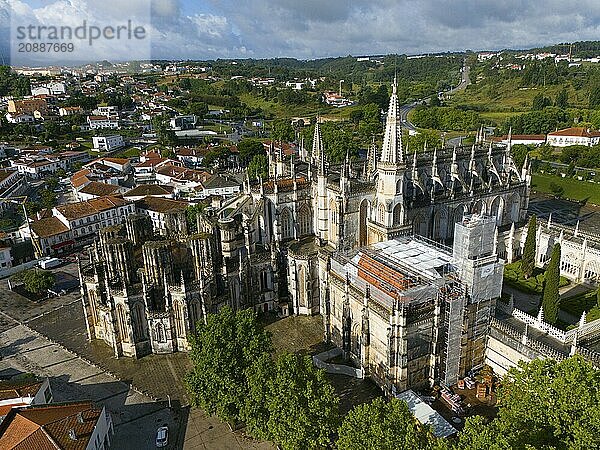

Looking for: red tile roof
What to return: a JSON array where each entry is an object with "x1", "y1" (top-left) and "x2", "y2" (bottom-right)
[
  {"x1": 0, "y1": 402, "x2": 103, "y2": 450},
  {"x1": 548, "y1": 127, "x2": 600, "y2": 138}
]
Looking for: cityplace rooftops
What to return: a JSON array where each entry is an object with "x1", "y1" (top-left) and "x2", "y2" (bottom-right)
[{"x1": 332, "y1": 236, "x2": 456, "y2": 310}]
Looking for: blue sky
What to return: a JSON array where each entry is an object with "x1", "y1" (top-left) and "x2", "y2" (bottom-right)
[{"x1": 2, "y1": 0, "x2": 600, "y2": 65}]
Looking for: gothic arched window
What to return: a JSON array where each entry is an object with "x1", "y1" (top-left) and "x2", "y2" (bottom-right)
[
  {"x1": 280, "y1": 208, "x2": 293, "y2": 240},
  {"x1": 298, "y1": 204, "x2": 312, "y2": 236}
]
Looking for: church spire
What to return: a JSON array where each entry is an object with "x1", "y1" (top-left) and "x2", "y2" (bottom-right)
[
  {"x1": 312, "y1": 119, "x2": 323, "y2": 163},
  {"x1": 366, "y1": 135, "x2": 377, "y2": 178},
  {"x1": 379, "y1": 78, "x2": 403, "y2": 165}
]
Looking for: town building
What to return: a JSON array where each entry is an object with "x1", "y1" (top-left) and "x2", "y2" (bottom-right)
[
  {"x1": 87, "y1": 116, "x2": 119, "y2": 130},
  {"x1": 0, "y1": 402, "x2": 113, "y2": 450},
  {"x1": 7, "y1": 99, "x2": 48, "y2": 116},
  {"x1": 546, "y1": 127, "x2": 600, "y2": 147},
  {"x1": 92, "y1": 136, "x2": 125, "y2": 152}
]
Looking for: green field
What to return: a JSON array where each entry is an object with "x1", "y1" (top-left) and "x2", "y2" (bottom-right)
[{"x1": 531, "y1": 173, "x2": 600, "y2": 205}]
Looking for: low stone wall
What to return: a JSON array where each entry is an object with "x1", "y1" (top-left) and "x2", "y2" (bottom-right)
[
  {"x1": 0, "y1": 259, "x2": 40, "y2": 280},
  {"x1": 312, "y1": 348, "x2": 364, "y2": 378}
]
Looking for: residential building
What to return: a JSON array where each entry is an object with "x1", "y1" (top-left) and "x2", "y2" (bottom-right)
[
  {"x1": 496, "y1": 134, "x2": 546, "y2": 146},
  {"x1": 0, "y1": 378, "x2": 52, "y2": 415},
  {"x1": 197, "y1": 175, "x2": 240, "y2": 198},
  {"x1": 7, "y1": 99, "x2": 48, "y2": 116},
  {"x1": 92, "y1": 135, "x2": 125, "y2": 152},
  {"x1": 31, "y1": 82, "x2": 66, "y2": 96},
  {"x1": 77, "y1": 182, "x2": 123, "y2": 201},
  {"x1": 59, "y1": 106, "x2": 83, "y2": 116},
  {"x1": 169, "y1": 115, "x2": 196, "y2": 131},
  {"x1": 87, "y1": 116, "x2": 119, "y2": 130},
  {"x1": 0, "y1": 402, "x2": 113, "y2": 450},
  {"x1": 0, "y1": 245, "x2": 13, "y2": 270},
  {"x1": 135, "y1": 196, "x2": 189, "y2": 236},
  {"x1": 30, "y1": 196, "x2": 134, "y2": 255},
  {"x1": 547, "y1": 127, "x2": 600, "y2": 147},
  {"x1": 123, "y1": 185, "x2": 174, "y2": 201}
]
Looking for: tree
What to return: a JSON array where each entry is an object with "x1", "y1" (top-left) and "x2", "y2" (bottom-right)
[
  {"x1": 542, "y1": 243, "x2": 561, "y2": 324},
  {"x1": 186, "y1": 203, "x2": 205, "y2": 233},
  {"x1": 271, "y1": 119, "x2": 295, "y2": 142},
  {"x1": 555, "y1": 87, "x2": 569, "y2": 109},
  {"x1": 458, "y1": 357, "x2": 600, "y2": 449},
  {"x1": 521, "y1": 215, "x2": 537, "y2": 279},
  {"x1": 237, "y1": 139, "x2": 265, "y2": 165},
  {"x1": 247, "y1": 154, "x2": 268, "y2": 180},
  {"x1": 185, "y1": 307, "x2": 272, "y2": 424},
  {"x1": 263, "y1": 353, "x2": 339, "y2": 450},
  {"x1": 549, "y1": 181, "x2": 565, "y2": 198},
  {"x1": 13, "y1": 269, "x2": 55, "y2": 294},
  {"x1": 242, "y1": 353, "x2": 275, "y2": 440},
  {"x1": 337, "y1": 397, "x2": 442, "y2": 450},
  {"x1": 532, "y1": 93, "x2": 551, "y2": 111}
]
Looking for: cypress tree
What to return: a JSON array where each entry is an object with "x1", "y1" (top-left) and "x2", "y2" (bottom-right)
[
  {"x1": 521, "y1": 215, "x2": 537, "y2": 279},
  {"x1": 542, "y1": 243, "x2": 561, "y2": 324}
]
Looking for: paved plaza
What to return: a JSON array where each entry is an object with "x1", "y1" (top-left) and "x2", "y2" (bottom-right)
[{"x1": 0, "y1": 261, "x2": 274, "y2": 449}]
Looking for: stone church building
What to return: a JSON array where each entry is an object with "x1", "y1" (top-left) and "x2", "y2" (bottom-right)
[{"x1": 79, "y1": 80, "x2": 529, "y2": 393}]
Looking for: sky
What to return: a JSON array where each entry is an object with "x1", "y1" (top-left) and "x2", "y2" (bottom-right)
[{"x1": 2, "y1": 0, "x2": 600, "y2": 65}]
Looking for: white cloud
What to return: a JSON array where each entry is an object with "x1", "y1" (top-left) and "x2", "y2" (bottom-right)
[{"x1": 3, "y1": 0, "x2": 600, "y2": 64}]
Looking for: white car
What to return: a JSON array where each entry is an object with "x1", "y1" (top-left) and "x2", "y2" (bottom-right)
[{"x1": 156, "y1": 426, "x2": 168, "y2": 448}]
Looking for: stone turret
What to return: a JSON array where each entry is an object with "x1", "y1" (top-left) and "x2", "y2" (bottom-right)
[{"x1": 126, "y1": 213, "x2": 154, "y2": 245}]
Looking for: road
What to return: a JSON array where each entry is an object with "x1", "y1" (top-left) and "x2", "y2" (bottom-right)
[
  {"x1": 450, "y1": 61, "x2": 471, "y2": 93},
  {"x1": 399, "y1": 102, "x2": 418, "y2": 132},
  {"x1": 399, "y1": 60, "x2": 471, "y2": 137}
]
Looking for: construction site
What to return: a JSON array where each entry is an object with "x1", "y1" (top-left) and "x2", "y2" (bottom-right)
[{"x1": 324, "y1": 214, "x2": 504, "y2": 402}]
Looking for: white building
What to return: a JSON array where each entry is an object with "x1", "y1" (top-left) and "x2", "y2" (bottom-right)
[
  {"x1": 31, "y1": 82, "x2": 66, "y2": 96},
  {"x1": 0, "y1": 402, "x2": 113, "y2": 450},
  {"x1": 92, "y1": 135, "x2": 125, "y2": 152},
  {"x1": 88, "y1": 116, "x2": 119, "y2": 130},
  {"x1": 547, "y1": 127, "x2": 600, "y2": 147}
]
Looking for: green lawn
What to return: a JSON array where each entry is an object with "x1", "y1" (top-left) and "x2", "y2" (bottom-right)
[
  {"x1": 504, "y1": 261, "x2": 569, "y2": 294},
  {"x1": 560, "y1": 290, "x2": 600, "y2": 323},
  {"x1": 532, "y1": 173, "x2": 600, "y2": 205}
]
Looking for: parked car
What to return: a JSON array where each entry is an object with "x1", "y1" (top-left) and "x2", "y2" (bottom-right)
[{"x1": 156, "y1": 426, "x2": 168, "y2": 448}]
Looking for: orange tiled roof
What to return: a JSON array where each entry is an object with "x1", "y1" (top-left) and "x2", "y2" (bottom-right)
[
  {"x1": 548, "y1": 127, "x2": 600, "y2": 138},
  {"x1": 0, "y1": 402, "x2": 102, "y2": 450},
  {"x1": 56, "y1": 196, "x2": 128, "y2": 220},
  {"x1": 357, "y1": 253, "x2": 414, "y2": 298},
  {"x1": 30, "y1": 217, "x2": 70, "y2": 238},
  {"x1": 79, "y1": 182, "x2": 120, "y2": 197}
]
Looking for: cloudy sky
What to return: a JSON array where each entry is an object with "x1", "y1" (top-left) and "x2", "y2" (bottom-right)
[{"x1": 2, "y1": 0, "x2": 600, "y2": 65}]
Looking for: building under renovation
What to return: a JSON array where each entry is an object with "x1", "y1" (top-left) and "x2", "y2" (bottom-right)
[
  {"x1": 325, "y1": 214, "x2": 503, "y2": 393},
  {"x1": 79, "y1": 213, "x2": 217, "y2": 357}
]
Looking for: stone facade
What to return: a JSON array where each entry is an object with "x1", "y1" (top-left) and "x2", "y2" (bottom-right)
[{"x1": 79, "y1": 213, "x2": 216, "y2": 357}]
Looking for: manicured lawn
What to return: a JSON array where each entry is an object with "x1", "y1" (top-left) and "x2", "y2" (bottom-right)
[
  {"x1": 531, "y1": 173, "x2": 600, "y2": 206},
  {"x1": 263, "y1": 314, "x2": 327, "y2": 356},
  {"x1": 503, "y1": 261, "x2": 569, "y2": 294},
  {"x1": 560, "y1": 289, "x2": 600, "y2": 323}
]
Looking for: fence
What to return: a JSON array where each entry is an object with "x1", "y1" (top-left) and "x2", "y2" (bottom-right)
[{"x1": 496, "y1": 298, "x2": 600, "y2": 344}]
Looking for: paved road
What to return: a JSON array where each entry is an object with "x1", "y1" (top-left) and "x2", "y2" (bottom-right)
[
  {"x1": 399, "y1": 102, "x2": 418, "y2": 132},
  {"x1": 450, "y1": 61, "x2": 471, "y2": 93}
]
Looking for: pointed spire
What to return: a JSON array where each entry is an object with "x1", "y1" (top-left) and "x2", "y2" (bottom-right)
[
  {"x1": 507, "y1": 126, "x2": 513, "y2": 152},
  {"x1": 521, "y1": 153, "x2": 529, "y2": 180},
  {"x1": 537, "y1": 306, "x2": 544, "y2": 324},
  {"x1": 312, "y1": 119, "x2": 323, "y2": 163},
  {"x1": 574, "y1": 220, "x2": 580, "y2": 237},
  {"x1": 379, "y1": 78, "x2": 403, "y2": 165},
  {"x1": 366, "y1": 135, "x2": 377, "y2": 178},
  {"x1": 547, "y1": 213, "x2": 552, "y2": 229}
]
